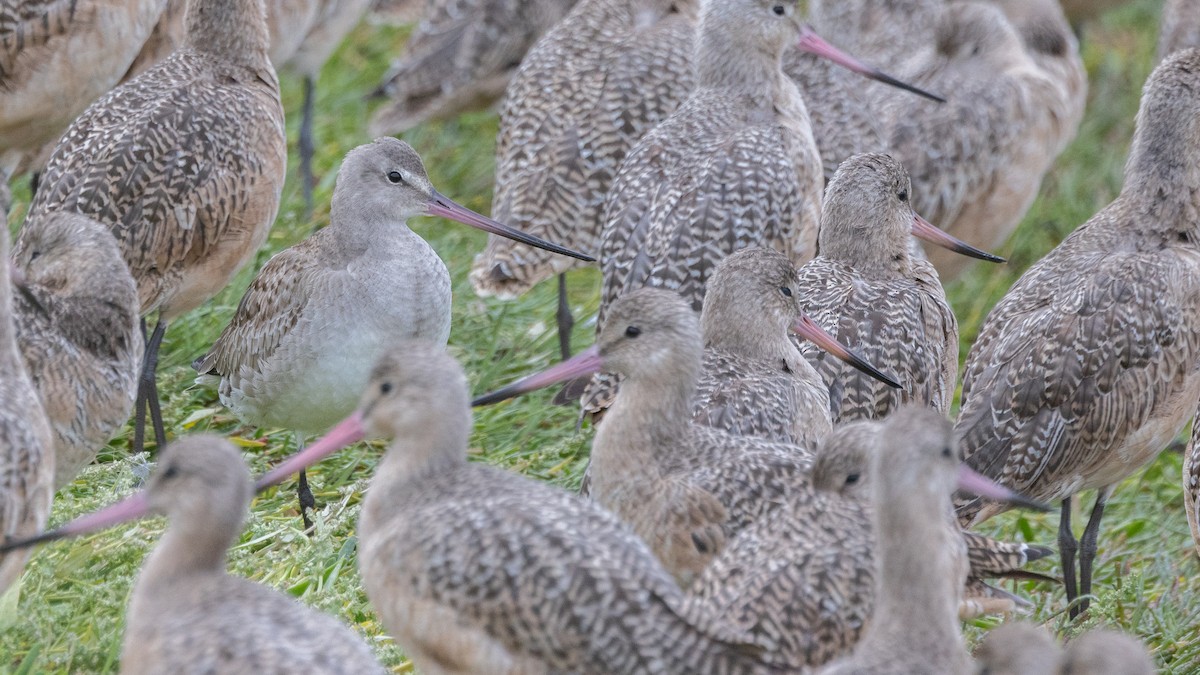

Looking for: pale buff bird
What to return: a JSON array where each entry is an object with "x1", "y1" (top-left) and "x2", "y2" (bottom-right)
[
  {"x1": 255, "y1": 341, "x2": 782, "y2": 675},
  {"x1": 955, "y1": 49, "x2": 1200, "y2": 619},
  {"x1": 0, "y1": 436, "x2": 387, "y2": 674},
  {"x1": 12, "y1": 212, "x2": 142, "y2": 490}
]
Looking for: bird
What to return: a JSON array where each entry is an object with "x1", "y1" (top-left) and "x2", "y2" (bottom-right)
[
  {"x1": 366, "y1": 0, "x2": 426, "y2": 25},
  {"x1": 692, "y1": 246, "x2": 899, "y2": 447},
  {"x1": 0, "y1": 0, "x2": 165, "y2": 188},
  {"x1": 816, "y1": 408, "x2": 1005, "y2": 675},
  {"x1": 1059, "y1": 629, "x2": 1156, "y2": 675},
  {"x1": 11, "y1": 211, "x2": 142, "y2": 490},
  {"x1": 0, "y1": 220, "x2": 54, "y2": 596},
  {"x1": 954, "y1": 48, "x2": 1200, "y2": 620},
  {"x1": 794, "y1": 153, "x2": 1001, "y2": 424},
  {"x1": 22, "y1": 0, "x2": 288, "y2": 455},
  {"x1": 0, "y1": 435, "x2": 387, "y2": 674},
  {"x1": 689, "y1": 411, "x2": 1048, "y2": 670},
  {"x1": 1187, "y1": 413, "x2": 1200, "y2": 558},
  {"x1": 194, "y1": 137, "x2": 593, "y2": 527},
  {"x1": 873, "y1": 0, "x2": 1084, "y2": 280},
  {"x1": 806, "y1": 0, "x2": 942, "y2": 70},
  {"x1": 255, "y1": 340, "x2": 782, "y2": 675},
  {"x1": 367, "y1": 0, "x2": 579, "y2": 136},
  {"x1": 971, "y1": 623, "x2": 1061, "y2": 675}
]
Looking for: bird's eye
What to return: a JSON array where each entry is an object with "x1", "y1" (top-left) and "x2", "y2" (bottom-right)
[
  {"x1": 387, "y1": 171, "x2": 404, "y2": 184},
  {"x1": 897, "y1": 189, "x2": 909, "y2": 203},
  {"x1": 772, "y1": 4, "x2": 786, "y2": 15},
  {"x1": 625, "y1": 326, "x2": 642, "y2": 338},
  {"x1": 941, "y1": 446, "x2": 953, "y2": 459},
  {"x1": 162, "y1": 465, "x2": 179, "y2": 480},
  {"x1": 380, "y1": 381, "x2": 394, "y2": 394},
  {"x1": 845, "y1": 473, "x2": 860, "y2": 485},
  {"x1": 779, "y1": 286, "x2": 793, "y2": 297},
  {"x1": 29, "y1": 250, "x2": 40, "y2": 261}
]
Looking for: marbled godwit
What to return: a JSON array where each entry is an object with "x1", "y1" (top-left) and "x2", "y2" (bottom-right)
[
  {"x1": 955, "y1": 49, "x2": 1200, "y2": 619},
  {"x1": 972, "y1": 623, "x2": 1060, "y2": 675},
  {"x1": 256, "y1": 341, "x2": 780, "y2": 675},
  {"x1": 12, "y1": 212, "x2": 142, "y2": 490},
  {"x1": 1060, "y1": 629, "x2": 1155, "y2": 675},
  {"x1": 808, "y1": 419, "x2": 1054, "y2": 619},
  {"x1": 194, "y1": 137, "x2": 590, "y2": 526},
  {"x1": 470, "y1": 0, "x2": 698, "y2": 359},
  {"x1": 693, "y1": 246, "x2": 898, "y2": 446},
  {"x1": 474, "y1": 288, "x2": 820, "y2": 585},
  {"x1": 0, "y1": 0, "x2": 165, "y2": 186},
  {"x1": 0, "y1": 435, "x2": 386, "y2": 673},
  {"x1": 23, "y1": 0, "x2": 287, "y2": 454},
  {"x1": 876, "y1": 0, "x2": 1084, "y2": 280},
  {"x1": 794, "y1": 153, "x2": 999, "y2": 423},
  {"x1": 368, "y1": 0, "x2": 578, "y2": 136},
  {"x1": 816, "y1": 408, "x2": 984, "y2": 675},
  {"x1": 1160, "y1": 0, "x2": 1200, "y2": 63},
  {"x1": 0, "y1": 222, "x2": 53, "y2": 595}
]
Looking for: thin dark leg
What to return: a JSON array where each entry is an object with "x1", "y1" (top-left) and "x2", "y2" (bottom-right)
[
  {"x1": 297, "y1": 469, "x2": 316, "y2": 531},
  {"x1": 555, "y1": 273, "x2": 574, "y2": 360},
  {"x1": 1058, "y1": 496, "x2": 1080, "y2": 618},
  {"x1": 29, "y1": 171, "x2": 39, "y2": 199},
  {"x1": 133, "y1": 319, "x2": 168, "y2": 453},
  {"x1": 299, "y1": 75, "x2": 316, "y2": 222},
  {"x1": 1077, "y1": 487, "x2": 1111, "y2": 617}
]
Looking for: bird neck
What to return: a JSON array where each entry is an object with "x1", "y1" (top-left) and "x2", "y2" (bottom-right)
[
  {"x1": 183, "y1": 0, "x2": 272, "y2": 69},
  {"x1": 702, "y1": 305, "x2": 796, "y2": 362},
  {"x1": 598, "y1": 355, "x2": 700, "y2": 462},
  {"x1": 694, "y1": 17, "x2": 788, "y2": 100},
  {"x1": 0, "y1": 233, "x2": 20, "y2": 371},
  {"x1": 140, "y1": 509, "x2": 243, "y2": 588},
  {"x1": 863, "y1": 480, "x2": 965, "y2": 659},
  {"x1": 361, "y1": 423, "x2": 469, "y2": 533},
  {"x1": 1123, "y1": 126, "x2": 1200, "y2": 241}
]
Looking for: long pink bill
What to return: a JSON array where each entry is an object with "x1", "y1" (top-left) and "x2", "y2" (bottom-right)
[
  {"x1": 425, "y1": 190, "x2": 595, "y2": 262},
  {"x1": 0, "y1": 492, "x2": 151, "y2": 553},
  {"x1": 797, "y1": 24, "x2": 946, "y2": 103},
  {"x1": 473, "y1": 345, "x2": 604, "y2": 407},
  {"x1": 912, "y1": 213, "x2": 1006, "y2": 263},
  {"x1": 255, "y1": 413, "x2": 366, "y2": 492},
  {"x1": 791, "y1": 313, "x2": 901, "y2": 389},
  {"x1": 957, "y1": 465, "x2": 1051, "y2": 512}
]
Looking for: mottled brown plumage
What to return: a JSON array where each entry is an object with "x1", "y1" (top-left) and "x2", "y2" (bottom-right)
[
  {"x1": 470, "y1": 0, "x2": 695, "y2": 306},
  {"x1": 0, "y1": 0, "x2": 165, "y2": 180},
  {"x1": 817, "y1": 408, "x2": 973, "y2": 675},
  {"x1": 692, "y1": 247, "x2": 834, "y2": 446},
  {"x1": 368, "y1": 0, "x2": 578, "y2": 135},
  {"x1": 0, "y1": 221, "x2": 53, "y2": 595},
  {"x1": 266, "y1": 341, "x2": 780, "y2": 674},
  {"x1": 876, "y1": 0, "x2": 1084, "y2": 280},
  {"x1": 955, "y1": 49, "x2": 1200, "y2": 618},
  {"x1": 12, "y1": 212, "x2": 142, "y2": 490},
  {"x1": 795, "y1": 153, "x2": 958, "y2": 423},
  {"x1": 1187, "y1": 414, "x2": 1200, "y2": 558},
  {"x1": 23, "y1": 0, "x2": 286, "y2": 451}
]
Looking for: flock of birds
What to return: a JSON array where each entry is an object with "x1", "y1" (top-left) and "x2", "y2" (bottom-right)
[{"x1": 0, "y1": 0, "x2": 1196, "y2": 672}]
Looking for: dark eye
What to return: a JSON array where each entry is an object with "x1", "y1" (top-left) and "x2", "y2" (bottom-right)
[
  {"x1": 772, "y1": 4, "x2": 785, "y2": 15},
  {"x1": 845, "y1": 473, "x2": 860, "y2": 485},
  {"x1": 779, "y1": 286, "x2": 793, "y2": 297},
  {"x1": 625, "y1": 326, "x2": 641, "y2": 338},
  {"x1": 162, "y1": 465, "x2": 179, "y2": 480},
  {"x1": 387, "y1": 171, "x2": 403, "y2": 184},
  {"x1": 897, "y1": 189, "x2": 908, "y2": 203},
  {"x1": 380, "y1": 381, "x2": 394, "y2": 394},
  {"x1": 29, "y1": 250, "x2": 40, "y2": 261},
  {"x1": 942, "y1": 446, "x2": 953, "y2": 459}
]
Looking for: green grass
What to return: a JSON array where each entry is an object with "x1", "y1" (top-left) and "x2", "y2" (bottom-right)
[{"x1": 3, "y1": 1, "x2": 1199, "y2": 671}]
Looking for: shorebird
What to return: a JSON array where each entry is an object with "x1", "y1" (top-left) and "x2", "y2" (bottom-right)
[
  {"x1": 0, "y1": 435, "x2": 386, "y2": 673},
  {"x1": 194, "y1": 137, "x2": 592, "y2": 526},
  {"x1": 807, "y1": 0, "x2": 941, "y2": 67},
  {"x1": 22, "y1": 0, "x2": 288, "y2": 455},
  {"x1": 1060, "y1": 629, "x2": 1155, "y2": 675},
  {"x1": 693, "y1": 246, "x2": 899, "y2": 446},
  {"x1": 0, "y1": 223, "x2": 54, "y2": 595},
  {"x1": 255, "y1": 341, "x2": 780, "y2": 675},
  {"x1": 795, "y1": 153, "x2": 1001, "y2": 424},
  {"x1": 875, "y1": 0, "x2": 1084, "y2": 280},
  {"x1": 687, "y1": 412, "x2": 1047, "y2": 670},
  {"x1": 367, "y1": 0, "x2": 578, "y2": 136},
  {"x1": 972, "y1": 623, "x2": 1061, "y2": 675},
  {"x1": 1187, "y1": 414, "x2": 1200, "y2": 558},
  {"x1": 0, "y1": 0, "x2": 165, "y2": 187},
  {"x1": 11, "y1": 212, "x2": 142, "y2": 490},
  {"x1": 955, "y1": 48, "x2": 1200, "y2": 620},
  {"x1": 1160, "y1": 0, "x2": 1200, "y2": 63},
  {"x1": 816, "y1": 408, "x2": 987, "y2": 675},
  {"x1": 120, "y1": 0, "x2": 188, "y2": 81}
]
